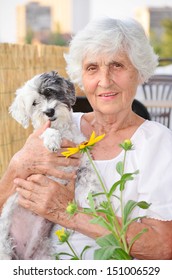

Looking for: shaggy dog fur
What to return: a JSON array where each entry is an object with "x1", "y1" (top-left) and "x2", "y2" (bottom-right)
[{"x1": 0, "y1": 71, "x2": 102, "y2": 259}]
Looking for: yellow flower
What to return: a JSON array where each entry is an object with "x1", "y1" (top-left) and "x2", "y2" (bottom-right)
[
  {"x1": 61, "y1": 131, "x2": 105, "y2": 158},
  {"x1": 55, "y1": 228, "x2": 69, "y2": 243},
  {"x1": 120, "y1": 139, "x2": 133, "y2": 151},
  {"x1": 66, "y1": 202, "x2": 78, "y2": 215}
]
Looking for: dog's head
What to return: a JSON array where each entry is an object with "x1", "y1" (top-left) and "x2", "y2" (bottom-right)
[{"x1": 9, "y1": 71, "x2": 76, "y2": 129}]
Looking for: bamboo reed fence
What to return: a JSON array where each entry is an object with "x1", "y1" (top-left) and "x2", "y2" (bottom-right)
[{"x1": 0, "y1": 43, "x2": 83, "y2": 178}]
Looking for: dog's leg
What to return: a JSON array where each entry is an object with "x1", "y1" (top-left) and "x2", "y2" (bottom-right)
[
  {"x1": 22, "y1": 216, "x2": 54, "y2": 260},
  {"x1": 40, "y1": 128, "x2": 61, "y2": 151},
  {"x1": 0, "y1": 193, "x2": 54, "y2": 259},
  {"x1": 0, "y1": 193, "x2": 19, "y2": 259},
  {"x1": 8, "y1": 203, "x2": 54, "y2": 260}
]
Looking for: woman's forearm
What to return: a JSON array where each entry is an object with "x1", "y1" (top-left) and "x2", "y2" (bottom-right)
[
  {"x1": 13, "y1": 172, "x2": 172, "y2": 260},
  {"x1": 71, "y1": 212, "x2": 172, "y2": 260},
  {"x1": 73, "y1": 211, "x2": 109, "y2": 239},
  {"x1": 127, "y1": 218, "x2": 172, "y2": 260}
]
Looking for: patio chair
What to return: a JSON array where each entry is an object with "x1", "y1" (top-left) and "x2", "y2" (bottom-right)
[
  {"x1": 72, "y1": 96, "x2": 151, "y2": 120},
  {"x1": 142, "y1": 74, "x2": 172, "y2": 128}
]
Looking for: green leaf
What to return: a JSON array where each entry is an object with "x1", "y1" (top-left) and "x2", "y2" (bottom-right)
[
  {"x1": 94, "y1": 246, "x2": 132, "y2": 260},
  {"x1": 96, "y1": 209, "x2": 112, "y2": 216},
  {"x1": 94, "y1": 246, "x2": 118, "y2": 260},
  {"x1": 111, "y1": 248, "x2": 133, "y2": 260},
  {"x1": 90, "y1": 216, "x2": 112, "y2": 231},
  {"x1": 111, "y1": 194, "x2": 120, "y2": 200},
  {"x1": 106, "y1": 214, "x2": 115, "y2": 227},
  {"x1": 100, "y1": 201, "x2": 109, "y2": 209},
  {"x1": 121, "y1": 215, "x2": 146, "y2": 234},
  {"x1": 119, "y1": 173, "x2": 136, "y2": 191},
  {"x1": 123, "y1": 200, "x2": 138, "y2": 224},
  {"x1": 54, "y1": 252, "x2": 75, "y2": 260},
  {"x1": 137, "y1": 201, "x2": 151, "y2": 209},
  {"x1": 120, "y1": 180, "x2": 125, "y2": 191},
  {"x1": 128, "y1": 228, "x2": 148, "y2": 252},
  {"x1": 92, "y1": 192, "x2": 105, "y2": 197},
  {"x1": 71, "y1": 256, "x2": 80, "y2": 260},
  {"x1": 108, "y1": 180, "x2": 121, "y2": 197},
  {"x1": 121, "y1": 170, "x2": 139, "y2": 181},
  {"x1": 80, "y1": 246, "x2": 92, "y2": 260},
  {"x1": 116, "y1": 161, "x2": 124, "y2": 175},
  {"x1": 121, "y1": 173, "x2": 134, "y2": 181},
  {"x1": 96, "y1": 233, "x2": 120, "y2": 247},
  {"x1": 123, "y1": 200, "x2": 150, "y2": 224},
  {"x1": 120, "y1": 170, "x2": 139, "y2": 191},
  {"x1": 82, "y1": 208, "x2": 94, "y2": 214}
]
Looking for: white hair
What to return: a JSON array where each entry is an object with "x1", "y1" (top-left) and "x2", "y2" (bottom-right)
[{"x1": 65, "y1": 17, "x2": 159, "y2": 88}]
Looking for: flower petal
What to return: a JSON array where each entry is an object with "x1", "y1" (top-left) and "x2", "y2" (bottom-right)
[
  {"x1": 89, "y1": 131, "x2": 96, "y2": 143},
  {"x1": 94, "y1": 133, "x2": 106, "y2": 143},
  {"x1": 61, "y1": 132, "x2": 105, "y2": 157},
  {"x1": 55, "y1": 228, "x2": 65, "y2": 240},
  {"x1": 61, "y1": 147, "x2": 80, "y2": 157},
  {"x1": 88, "y1": 131, "x2": 105, "y2": 146}
]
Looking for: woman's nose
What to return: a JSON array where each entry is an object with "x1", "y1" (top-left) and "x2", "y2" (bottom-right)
[{"x1": 98, "y1": 69, "x2": 113, "y2": 88}]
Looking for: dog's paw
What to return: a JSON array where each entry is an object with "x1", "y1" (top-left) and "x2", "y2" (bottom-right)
[{"x1": 40, "y1": 128, "x2": 61, "y2": 152}]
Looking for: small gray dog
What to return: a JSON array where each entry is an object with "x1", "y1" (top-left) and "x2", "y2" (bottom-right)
[{"x1": 0, "y1": 71, "x2": 102, "y2": 259}]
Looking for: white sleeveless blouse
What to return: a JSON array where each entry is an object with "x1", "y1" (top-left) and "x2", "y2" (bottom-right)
[{"x1": 52, "y1": 113, "x2": 172, "y2": 259}]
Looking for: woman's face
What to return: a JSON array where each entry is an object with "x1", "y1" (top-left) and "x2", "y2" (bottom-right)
[{"x1": 82, "y1": 52, "x2": 140, "y2": 116}]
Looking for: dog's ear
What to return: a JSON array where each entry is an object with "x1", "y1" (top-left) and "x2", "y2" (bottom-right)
[
  {"x1": 9, "y1": 89, "x2": 30, "y2": 129},
  {"x1": 65, "y1": 79, "x2": 76, "y2": 106}
]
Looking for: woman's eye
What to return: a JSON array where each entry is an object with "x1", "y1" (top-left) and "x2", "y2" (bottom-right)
[
  {"x1": 112, "y1": 62, "x2": 123, "y2": 68},
  {"x1": 87, "y1": 65, "x2": 97, "y2": 72}
]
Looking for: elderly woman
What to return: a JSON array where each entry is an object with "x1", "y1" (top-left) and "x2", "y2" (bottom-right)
[{"x1": 0, "y1": 17, "x2": 172, "y2": 260}]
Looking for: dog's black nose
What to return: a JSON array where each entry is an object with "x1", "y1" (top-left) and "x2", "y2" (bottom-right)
[{"x1": 44, "y1": 108, "x2": 55, "y2": 117}]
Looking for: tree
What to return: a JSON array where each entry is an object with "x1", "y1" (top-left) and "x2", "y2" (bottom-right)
[
  {"x1": 25, "y1": 27, "x2": 34, "y2": 44},
  {"x1": 150, "y1": 19, "x2": 172, "y2": 60}
]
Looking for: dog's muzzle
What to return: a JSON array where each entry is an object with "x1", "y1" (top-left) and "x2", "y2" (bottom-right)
[
  {"x1": 44, "y1": 108, "x2": 56, "y2": 121},
  {"x1": 44, "y1": 108, "x2": 55, "y2": 117}
]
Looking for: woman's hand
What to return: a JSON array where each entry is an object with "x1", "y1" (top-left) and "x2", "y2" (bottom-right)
[
  {"x1": 0, "y1": 121, "x2": 80, "y2": 210},
  {"x1": 10, "y1": 121, "x2": 80, "y2": 180},
  {"x1": 14, "y1": 174, "x2": 110, "y2": 237},
  {"x1": 14, "y1": 174, "x2": 76, "y2": 229}
]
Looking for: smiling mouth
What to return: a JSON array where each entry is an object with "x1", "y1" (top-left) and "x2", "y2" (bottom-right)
[{"x1": 99, "y1": 92, "x2": 118, "y2": 97}]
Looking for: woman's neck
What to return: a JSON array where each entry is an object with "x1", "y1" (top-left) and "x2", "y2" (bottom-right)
[
  {"x1": 82, "y1": 109, "x2": 143, "y2": 138},
  {"x1": 80, "y1": 110, "x2": 145, "y2": 160}
]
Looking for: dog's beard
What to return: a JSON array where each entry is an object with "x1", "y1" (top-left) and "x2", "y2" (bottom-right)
[
  {"x1": 31, "y1": 101, "x2": 72, "y2": 130},
  {"x1": 31, "y1": 110, "x2": 48, "y2": 129}
]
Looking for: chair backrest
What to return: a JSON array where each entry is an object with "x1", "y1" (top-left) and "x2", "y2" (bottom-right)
[
  {"x1": 72, "y1": 96, "x2": 151, "y2": 120},
  {"x1": 142, "y1": 74, "x2": 172, "y2": 128},
  {"x1": 142, "y1": 74, "x2": 172, "y2": 100}
]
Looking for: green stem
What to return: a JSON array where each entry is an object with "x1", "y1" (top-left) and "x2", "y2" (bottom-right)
[
  {"x1": 120, "y1": 149, "x2": 129, "y2": 253},
  {"x1": 66, "y1": 240, "x2": 80, "y2": 260},
  {"x1": 86, "y1": 150, "x2": 107, "y2": 195},
  {"x1": 120, "y1": 150, "x2": 126, "y2": 223},
  {"x1": 86, "y1": 150, "x2": 123, "y2": 245}
]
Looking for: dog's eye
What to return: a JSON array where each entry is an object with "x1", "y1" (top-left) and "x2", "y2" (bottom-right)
[
  {"x1": 44, "y1": 88, "x2": 53, "y2": 97},
  {"x1": 32, "y1": 101, "x2": 38, "y2": 106}
]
